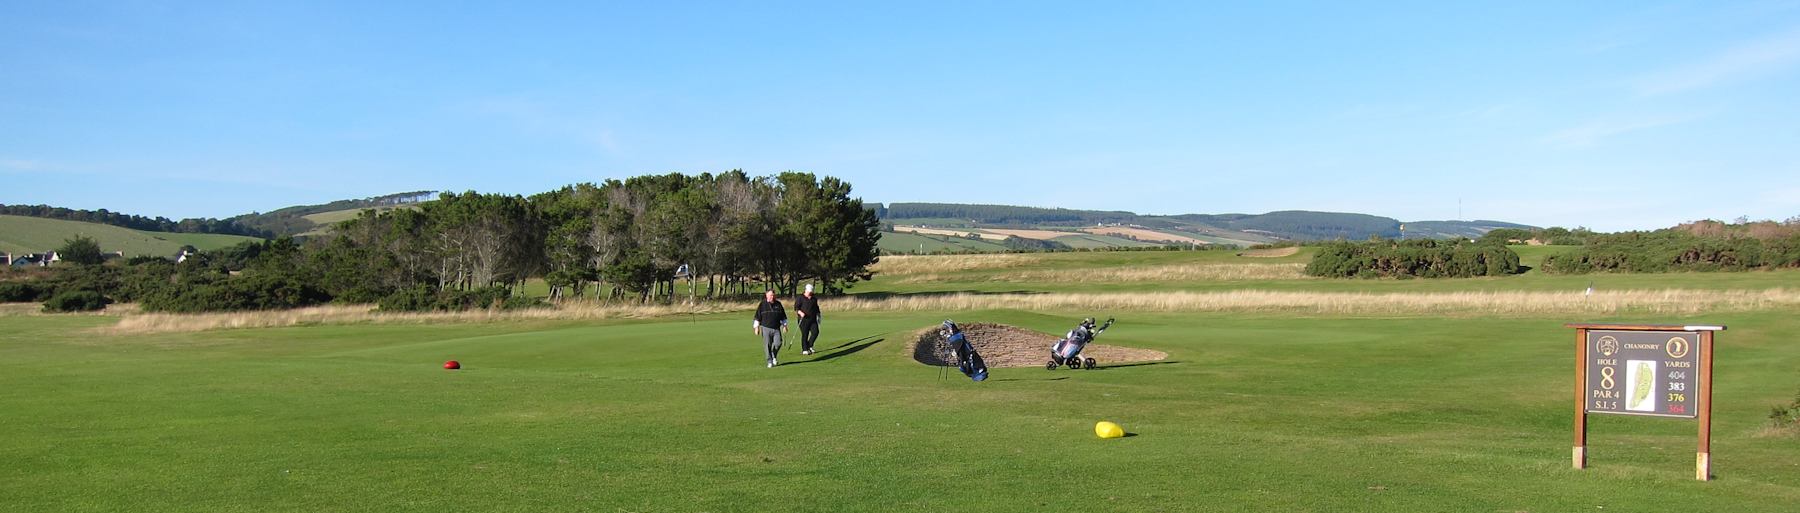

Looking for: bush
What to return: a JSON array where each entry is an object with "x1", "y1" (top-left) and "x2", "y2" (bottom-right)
[
  {"x1": 42, "y1": 290, "x2": 112, "y2": 312},
  {"x1": 0, "y1": 281, "x2": 51, "y2": 303},
  {"x1": 1305, "y1": 239, "x2": 1519, "y2": 279},
  {"x1": 138, "y1": 273, "x2": 330, "y2": 313},
  {"x1": 377, "y1": 285, "x2": 543, "y2": 312},
  {"x1": 378, "y1": 286, "x2": 439, "y2": 312}
]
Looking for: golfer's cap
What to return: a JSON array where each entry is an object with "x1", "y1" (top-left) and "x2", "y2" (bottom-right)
[{"x1": 804, "y1": 284, "x2": 814, "y2": 293}]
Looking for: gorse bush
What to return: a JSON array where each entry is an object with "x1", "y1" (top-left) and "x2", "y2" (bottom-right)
[
  {"x1": 1305, "y1": 239, "x2": 1520, "y2": 278},
  {"x1": 1542, "y1": 231, "x2": 1800, "y2": 274},
  {"x1": 0, "y1": 281, "x2": 52, "y2": 302},
  {"x1": 376, "y1": 285, "x2": 546, "y2": 312},
  {"x1": 42, "y1": 290, "x2": 111, "y2": 312}
]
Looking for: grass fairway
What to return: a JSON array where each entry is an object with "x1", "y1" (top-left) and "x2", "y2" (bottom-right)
[{"x1": 4, "y1": 306, "x2": 1797, "y2": 512}]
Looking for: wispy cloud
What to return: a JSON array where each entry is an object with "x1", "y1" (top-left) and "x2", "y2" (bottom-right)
[
  {"x1": 0, "y1": 159, "x2": 41, "y2": 171},
  {"x1": 1543, "y1": 115, "x2": 1700, "y2": 147},
  {"x1": 1638, "y1": 26, "x2": 1800, "y2": 96}
]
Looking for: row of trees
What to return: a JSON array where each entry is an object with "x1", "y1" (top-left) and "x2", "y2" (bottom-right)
[
  {"x1": 1476, "y1": 226, "x2": 1596, "y2": 246},
  {"x1": 5, "y1": 172, "x2": 884, "y2": 312},
  {"x1": 1305, "y1": 239, "x2": 1521, "y2": 278},
  {"x1": 0, "y1": 204, "x2": 269, "y2": 237}
]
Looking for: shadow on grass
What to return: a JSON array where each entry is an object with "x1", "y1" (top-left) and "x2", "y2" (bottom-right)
[
  {"x1": 787, "y1": 335, "x2": 883, "y2": 365},
  {"x1": 985, "y1": 376, "x2": 1070, "y2": 382},
  {"x1": 1085, "y1": 360, "x2": 1181, "y2": 371}
]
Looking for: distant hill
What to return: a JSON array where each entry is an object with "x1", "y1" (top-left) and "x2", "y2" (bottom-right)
[
  {"x1": 1400, "y1": 220, "x2": 1538, "y2": 240},
  {"x1": 876, "y1": 202, "x2": 1536, "y2": 251},
  {"x1": 231, "y1": 191, "x2": 436, "y2": 237},
  {"x1": 0, "y1": 215, "x2": 262, "y2": 257}
]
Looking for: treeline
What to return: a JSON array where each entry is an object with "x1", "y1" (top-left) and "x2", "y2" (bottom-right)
[
  {"x1": 1305, "y1": 239, "x2": 1521, "y2": 278},
  {"x1": 1542, "y1": 229, "x2": 1800, "y2": 274},
  {"x1": 5, "y1": 172, "x2": 882, "y2": 312},
  {"x1": 1476, "y1": 226, "x2": 1595, "y2": 245},
  {"x1": 0, "y1": 204, "x2": 271, "y2": 238},
  {"x1": 229, "y1": 190, "x2": 436, "y2": 237},
  {"x1": 881, "y1": 203, "x2": 1139, "y2": 226}
]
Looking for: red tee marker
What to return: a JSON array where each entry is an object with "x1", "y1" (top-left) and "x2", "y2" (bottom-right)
[{"x1": 443, "y1": 360, "x2": 461, "y2": 370}]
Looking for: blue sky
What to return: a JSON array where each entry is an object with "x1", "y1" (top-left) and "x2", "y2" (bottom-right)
[{"x1": 3, "y1": 1, "x2": 1798, "y2": 231}]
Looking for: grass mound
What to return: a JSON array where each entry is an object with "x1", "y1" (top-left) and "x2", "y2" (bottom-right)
[{"x1": 909, "y1": 322, "x2": 1167, "y2": 368}]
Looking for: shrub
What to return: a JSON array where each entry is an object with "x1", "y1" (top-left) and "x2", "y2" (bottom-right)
[
  {"x1": 42, "y1": 290, "x2": 112, "y2": 312},
  {"x1": 1305, "y1": 239, "x2": 1519, "y2": 279},
  {"x1": 0, "y1": 281, "x2": 52, "y2": 302},
  {"x1": 378, "y1": 285, "x2": 542, "y2": 312}
]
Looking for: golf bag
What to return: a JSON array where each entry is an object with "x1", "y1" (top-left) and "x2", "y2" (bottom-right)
[
  {"x1": 941, "y1": 320, "x2": 988, "y2": 382},
  {"x1": 1047, "y1": 317, "x2": 1114, "y2": 370}
]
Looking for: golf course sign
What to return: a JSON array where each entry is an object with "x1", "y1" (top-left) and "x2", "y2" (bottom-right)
[{"x1": 1567, "y1": 323, "x2": 1723, "y2": 481}]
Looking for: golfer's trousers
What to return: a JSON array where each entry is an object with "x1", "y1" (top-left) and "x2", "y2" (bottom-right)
[
  {"x1": 799, "y1": 319, "x2": 820, "y2": 351},
  {"x1": 760, "y1": 326, "x2": 783, "y2": 362}
]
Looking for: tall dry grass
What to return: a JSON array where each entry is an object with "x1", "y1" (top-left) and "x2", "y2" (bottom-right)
[
  {"x1": 987, "y1": 263, "x2": 1309, "y2": 283},
  {"x1": 823, "y1": 288, "x2": 1800, "y2": 316},
  {"x1": 100, "y1": 301, "x2": 747, "y2": 335},
  {"x1": 89, "y1": 287, "x2": 1800, "y2": 334}
]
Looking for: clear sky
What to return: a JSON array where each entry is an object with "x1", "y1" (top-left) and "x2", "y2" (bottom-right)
[{"x1": 3, "y1": 1, "x2": 1798, "y2": 231}]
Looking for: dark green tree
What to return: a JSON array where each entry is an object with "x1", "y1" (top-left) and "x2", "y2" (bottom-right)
[{"x1": 56, "y1": 235, "x2": 105, "y2": 266}]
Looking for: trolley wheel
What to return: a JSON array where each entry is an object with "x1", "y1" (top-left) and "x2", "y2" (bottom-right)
[
  {"x1": 1084, "y1": 357, "x2": 1097, "y2": 369},
  {"x1": 1045, "y1": 360, "x2": 1058, "y2": 370},
  {"x1": 1071, "y1": 358, "x2": 1084, "y2": 369}
]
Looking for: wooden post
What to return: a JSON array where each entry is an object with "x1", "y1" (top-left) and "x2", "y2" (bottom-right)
[
  {"x1": 1697, "y1": 330, "x2": 1714, "y2": 481},
  {"x1": 1573, "y1": 327, "x2": 1589, "y2": 469}
]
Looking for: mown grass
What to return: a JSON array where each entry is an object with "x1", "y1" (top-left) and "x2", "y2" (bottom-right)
[
  {"x1": 5, "y1": 248, "x2": 1799, "y2": 512},
  {"x1": 3, "y1": 309, "x2": 1797, "y2": 512}
]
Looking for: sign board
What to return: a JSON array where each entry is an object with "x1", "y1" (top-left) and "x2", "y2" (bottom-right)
[
  {"x1": 1567, "y1": 323, "x2": 1721, "y2": 481},
  {"x1": 1584, "y1": 330, "x2": 1700, "y2": 418}
]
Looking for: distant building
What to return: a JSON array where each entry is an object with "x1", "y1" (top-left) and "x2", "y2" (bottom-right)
[{"x1": 8, "y1": 253, "x2": 45, "y2": 267}]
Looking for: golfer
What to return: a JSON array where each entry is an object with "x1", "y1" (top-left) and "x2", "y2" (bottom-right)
[
  {"x1": 796, "y1": 284, "x2": 822, "y2": 355},
  {"x1": 753, "y1": 290, "x2": 788, "y2": 368}
]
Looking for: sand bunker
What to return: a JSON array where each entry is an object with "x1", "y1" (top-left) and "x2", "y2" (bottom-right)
[{"x1": 909, "y1": 322, "x2": 1167, "y2": 368}]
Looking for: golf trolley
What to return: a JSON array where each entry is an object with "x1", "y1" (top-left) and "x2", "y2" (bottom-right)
[
  {"x1": 1046, "y1": 317, "x2": 1114, "y2": 370},
  {"x1": 938, "y1": 320, "x2": 988, "y2": 382}
]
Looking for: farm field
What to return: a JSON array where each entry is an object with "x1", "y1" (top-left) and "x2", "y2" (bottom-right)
[
  {"x1": 0, "y1": 215, "x2": 263, "y2": 257},
  {"x1": 3, "y1": 249, "x2": 1797, "y2": 512},
  {"x1": 877, "y1": 230, "x2": 1009, "y2": 254}
]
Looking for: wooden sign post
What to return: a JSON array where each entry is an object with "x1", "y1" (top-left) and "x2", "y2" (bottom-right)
[{"x1": 1568, "y1": 323, "x2": 1722, "y2": 481}]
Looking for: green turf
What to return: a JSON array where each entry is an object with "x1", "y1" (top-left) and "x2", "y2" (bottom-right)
[
  {"x1": 0, "y1": 215, "x2": 263, "y2": 257},
  {"x1": 5, "y1": 248, "x2": 1799, "y2": 511},
  {"x1": 2, "y1": 308, "x2": 1795, "y2": 512}
]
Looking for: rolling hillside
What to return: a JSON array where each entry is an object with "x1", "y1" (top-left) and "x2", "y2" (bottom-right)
[
  {"x1": 0, "y1": 215, "x2": 263, "y2": 257},
  {"x1": 880, "y1": 202, "x2": 1537, "y2": 250}
]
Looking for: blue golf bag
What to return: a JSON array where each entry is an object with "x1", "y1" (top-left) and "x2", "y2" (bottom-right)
[{"x1": 941, "y1": 320, "x2": 988, "y2": 382}]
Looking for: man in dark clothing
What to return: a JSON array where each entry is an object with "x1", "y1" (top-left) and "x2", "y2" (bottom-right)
[
  {"x1": 753, "y1": 290, "x2": 788, "y2": 368},
  {"x1": 795, "y1": 283, "x2": 822, "y2": 355}
]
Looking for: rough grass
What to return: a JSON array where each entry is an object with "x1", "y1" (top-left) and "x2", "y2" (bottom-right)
[
  {"x1": 827, "y1": 289, "x2": 1800, "y2": 316},
  {"x1": 100, "y1": 302, "x2": 744, "y2": 335}
]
